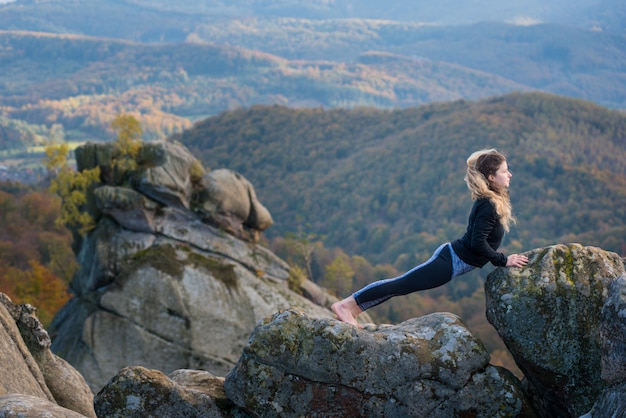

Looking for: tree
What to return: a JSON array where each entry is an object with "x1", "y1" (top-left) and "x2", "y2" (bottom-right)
[
  {"x1": 44, "y1": 143, "x2": 100, "y2": 236},
  {"x1": 284, "y1": 223, "x2": 325, "y2": 281},
  {"x1": 0, "y1": 260, "x2": 71, "y2": 327},
  {"x1": 44, "y1": 114, "x2": 145, "y2": 236},
  {"x1": 321, "y1": 255, "x2": 355, "y2": 296},
  {"x1": 110, "y1": 114, "x2": 142, "y2": 172}
]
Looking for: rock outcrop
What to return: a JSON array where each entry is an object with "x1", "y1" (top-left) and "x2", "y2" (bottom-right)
[
  {"x1": 224, "y1": 308, "x2": 534, "y2": 417},
  {"x1": 485, "y1": 243, "x2": 626, "y2": 417},
  {"x1": 50, "y1": 140, "x2": 340, "y2": 392},
  {"x1": 0, "y1": 293, "x2": 96, "y2": 417},
  {"x1": 0, "y1": 394, "x2": 88, "y2": 418},
  {"x1": 5, "y1": 232, "x2": 626, "y2": 417},
  {"x1": 194, "y1": 168, "x2": 274, "y2": 242},
  {"x1": 94, "y1": 367, "x2": 240, "y2": 418}
]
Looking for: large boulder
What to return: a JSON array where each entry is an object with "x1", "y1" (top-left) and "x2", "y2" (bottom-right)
[
  {"x1": 0, "y1": 295, "x2": 55, "y2": 401},
  {"x1": 224, "y1": 308, "x2": 534, "y2": 418},
  {"x1": 600, "y1": 275, "x2": 626, "y2": 385},
  {"x1": 0, "y1": 293, "x2": 96, "y2": 418},
  {"x1": 81, "y1": 141, "x2": 273, "y2": 245},
  {"x1": 94, "y1": 366, "x2": 243, "y2": 418},
  {"x1": 194, "y1": 168, "x2": 273, "y2": 242},
  {"x1": 0, "y1": 394, "x2": 88, "y2": 418},
  {"x1": 93, "y1": 185, "x2": 159, "y2": 233},
  {"x1": 581, "y1": 382, "x2": 626, "y2": 418},
  {"x1": 132, "y1": 140, "x2": 199, "y2": 209},
  {"x1": 76, "y1": 140, "x2": 199, "y2": 210},
  {"x1": 485, "y1": 243, "x2": 626, "y2": 417}
]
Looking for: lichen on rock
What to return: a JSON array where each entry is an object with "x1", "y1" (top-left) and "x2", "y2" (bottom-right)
[
  {"x1": 224, "y1": 308, "x2": 532, "y2": 417},
  {"x1": 485, "y1": 243, "x2": 626, "y2": 417}
]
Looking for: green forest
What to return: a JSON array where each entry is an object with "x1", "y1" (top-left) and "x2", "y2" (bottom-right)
[{"x1": 175, "y1": 92, "x2": 626, "y2": 267}]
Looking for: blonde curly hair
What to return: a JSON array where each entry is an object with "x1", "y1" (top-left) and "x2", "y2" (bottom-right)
[{"x1": 464, "y1": 149, "x2": 515, "y2": 232}]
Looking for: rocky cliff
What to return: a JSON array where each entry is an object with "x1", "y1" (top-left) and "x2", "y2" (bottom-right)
[
  {"x1": 47, "y1": 140, "x2": 344, "y2": 392},
  {"x1": 0, "y1": 293, "x2": 96, "y2": 417},
  {"x1": 90, "y1": 244, "x2": 626, "y2": 418}
]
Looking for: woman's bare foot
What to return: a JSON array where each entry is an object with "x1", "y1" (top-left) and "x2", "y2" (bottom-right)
[{"x1": 331, "y1": 296, "x2": 363, "y2": 327}]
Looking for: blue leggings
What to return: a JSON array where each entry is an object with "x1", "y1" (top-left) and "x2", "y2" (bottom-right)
[{"x1": 353, "y1": 243, "x2": 475, "y2": 311}]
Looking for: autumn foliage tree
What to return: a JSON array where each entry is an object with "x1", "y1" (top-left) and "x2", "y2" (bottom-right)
[
  {"x1": 0, "y1": 113, "x2": 144, "y2": 327},
  {"x1": 110, "y1": 113, "x2": 142, "y2": 172},
  {"x1": 44, "y1": 113, "x2": 143, "y2": 236},
  {"x1": 0, "y1": 184, "x2": 76, "y2": 327}
]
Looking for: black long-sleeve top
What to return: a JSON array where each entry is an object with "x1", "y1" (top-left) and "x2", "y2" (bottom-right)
[{"x1": 451, "y1": 198, "x2": 508, "y2": 267}]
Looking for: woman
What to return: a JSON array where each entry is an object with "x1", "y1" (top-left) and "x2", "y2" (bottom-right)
[{"x1": 331, "y1": 149, "x2": 528, "y2": 326}]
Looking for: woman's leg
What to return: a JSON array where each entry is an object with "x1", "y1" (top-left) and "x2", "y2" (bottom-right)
[{"x1": 337, "y1": 244, "x2": 454, "y2": 323}]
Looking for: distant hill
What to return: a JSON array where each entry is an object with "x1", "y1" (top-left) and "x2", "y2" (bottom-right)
[
  {"x1": 173, "y1": 92, "x2": 626, "y2": 270},
  {"x1": 191, "y1": 19, "x2": 626, "y2": 110},
  {"x1": 0, "y1": 30, "x2": 527, "y2": 147}
]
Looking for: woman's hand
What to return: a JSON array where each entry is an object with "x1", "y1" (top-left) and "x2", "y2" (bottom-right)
[{"x1": 506, "y1": 254, "x2": 529, "y2": 268}]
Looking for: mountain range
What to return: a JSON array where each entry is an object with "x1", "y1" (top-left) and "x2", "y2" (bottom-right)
[
  {"x1": 2, "y1": 0, "x2": 624, "y2": 31},
  {"x1": 0, "y1": 0, "x2": 625, "y2": 152}
]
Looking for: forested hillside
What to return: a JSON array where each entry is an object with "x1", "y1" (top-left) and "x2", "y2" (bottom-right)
[
  {"x1": 0, "y1": 182, "x2": 74, "y2": 326},
  {"x1": 191, "y1": 20, "x2": 626, "y2": 110},
  {"x1": 0, "y1": 30, "x2": 526, "y2": 148},
  {"x1": 175, "y1": 92, "x2": 626, "y2": 271}
]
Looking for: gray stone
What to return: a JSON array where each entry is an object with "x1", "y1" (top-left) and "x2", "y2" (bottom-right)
[
  {"x1": 193, "y1": 169, "x2": 273, "y2": 242},
  {"x1": 600, "y1": 275, "x2": 626, "y2": 385},
  {"x1": 224, "y1": 308, "x2": 534, "y2": 418},
  {"x1": 94, "y1": 366, "x2": 243, "y2": 418},
  {"x1": 485, "y1": 243, "x2": 625, "y2": 417},
  {"x1": 94, "y1": 185, "x2": 160, "y2": 233},
  {"x1": 0, "y1": 394, "x2": 87, "y2": 418},
  {"x1": 582, "y1": 382, "x2": 626, "y2": 418},
  {"x1": 51, "y1": 207, "x2": 333, "y2": 392},
  {"x1": 0, "y1": 294, "x2": 96, "y2": 418},
  {"x1": 74, "y1": 141, "x2": 116, "y2": 176},
  {"x1": 0, "y1": 296, "x2": 53, "y2": 401},
  {"x1": 54, "y1": 139, "x2": 326, "y2": 393},
  {"x1": 132, "y1": 141, "x2": 199, "y2": 209}
]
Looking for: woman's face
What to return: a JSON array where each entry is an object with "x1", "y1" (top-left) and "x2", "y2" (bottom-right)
[{"x1": 489, "y1": 161, "x2": 512, "y2": 190}]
